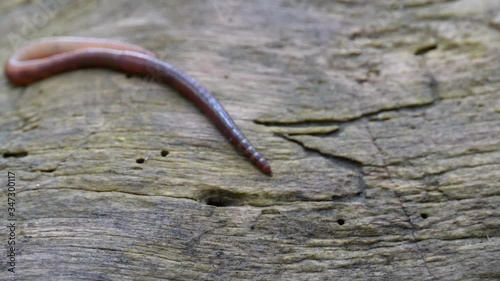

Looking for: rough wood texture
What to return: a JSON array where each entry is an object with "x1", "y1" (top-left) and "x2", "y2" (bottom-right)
[{"x1": 0, "y1": 0, "x2": 499, "y2": 280}]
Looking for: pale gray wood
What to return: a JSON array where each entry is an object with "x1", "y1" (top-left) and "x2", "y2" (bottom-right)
[{"x1": 0, "y1": 0, "x2": 498, "y2": 280}]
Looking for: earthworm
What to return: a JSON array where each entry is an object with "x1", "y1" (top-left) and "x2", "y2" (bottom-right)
[{"x1": 5, "y1": 37, "x2": 272, "y2": 175}]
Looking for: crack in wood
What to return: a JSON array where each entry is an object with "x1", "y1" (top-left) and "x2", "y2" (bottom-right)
[
  {"x1": 268, "y1": 72, "x2": 442, "y2": 278},
  {"x1": 254, "y1": 96, "x2": 437, "y2": 127},
  {"x1": 364, "y1": 118, "x2": 434, "y2": 279},
  {"x1": 280, "y1": 134, "x2": 367, "y2": 203}
]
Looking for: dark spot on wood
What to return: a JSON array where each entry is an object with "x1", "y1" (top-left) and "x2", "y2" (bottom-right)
[
  {"x1": 161, "y1": 150, "x2": 169, "y2": 157},
  {"x1": 41, "y1": 168, "x2": 56, "y2": 173},
  {"x1": 136, "y1": 158, "x2": 145, "y2": 164},
  {"x1": 3, "y1": 151, "x2": 28, "y2": 158},
  {"x1": 205, "y1": 197, "x2": 236, "y2": 207},
  {"x1": 199, "y1": 188, "x2": 245, "y2": 207},
  {"x1": 356, "y1": 78, "x2": 368, "y2": 84},
  {"x1": 421, "y1": 213, "x2": 428, "y2": 219},
  {"x1": 337, "y1": 219, "x2": 345, "y2": 225},
  {"x1": 414, "y1": 44, "x2": 438, "y2": 55}
]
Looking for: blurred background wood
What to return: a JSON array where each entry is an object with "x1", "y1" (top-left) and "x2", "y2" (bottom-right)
[{"x1": 0, "y1": 0, "x2": 498, "y2": 280}]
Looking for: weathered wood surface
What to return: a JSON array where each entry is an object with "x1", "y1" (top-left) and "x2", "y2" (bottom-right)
[{"x1": 0, "y1": 0, "x2": 499, "y2": 280}]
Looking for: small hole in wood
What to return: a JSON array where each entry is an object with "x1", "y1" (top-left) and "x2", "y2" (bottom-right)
[
  {"x1": 205, "y1": 197, "x2": 235, "y2": 207},
  {"x1": 337, "y1": 219, "x2": 345, "y2": 225},
  {"x1": 3, "y1": 151, "x2": 28, "y2": 158},
  {"x1": 161, "y1": 150, "x2": 169, "y2": 157},
  {"x1": 201, "y1": 189, "x2": 243, "y2": 207},
  {"x1": 421, "y1": 213, "x2": 428, "y2": 219},
  {"x1": 41, "y1": 168, "x2": 56, "y2": 173},
  {"x1": 136, "y1": 158, "x2": 145, "y2": 164},
  {"x1": 414, "y1": 44, "x2": 438, "y2": 56}
]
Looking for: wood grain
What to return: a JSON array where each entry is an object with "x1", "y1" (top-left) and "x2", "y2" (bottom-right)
[{"x1": 0, "y1": 0, "x2": 498, "y2": 280}]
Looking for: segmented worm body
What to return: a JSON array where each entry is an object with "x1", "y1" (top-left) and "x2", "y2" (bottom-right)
[{"x1": 5, "y1": 37, "x2": 271, "y2": 175}]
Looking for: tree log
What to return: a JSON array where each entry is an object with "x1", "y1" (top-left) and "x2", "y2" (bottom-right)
[{"x1": 0, "y1": 0, "x2": 498, "y2": 280}]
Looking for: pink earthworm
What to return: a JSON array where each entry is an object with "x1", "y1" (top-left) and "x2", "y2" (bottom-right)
[{"x1": 5, "y1": 37, "x2": 272, "y2": 175}]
